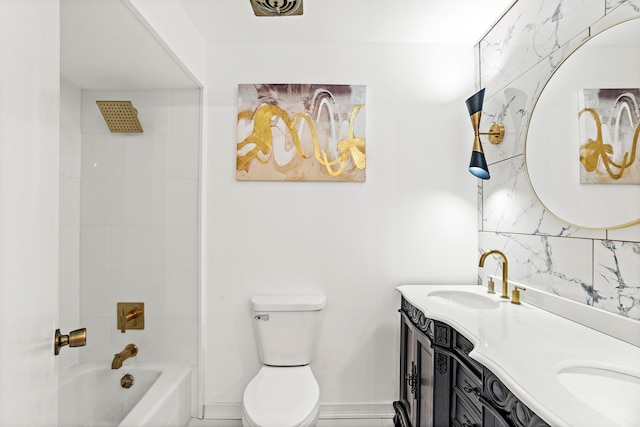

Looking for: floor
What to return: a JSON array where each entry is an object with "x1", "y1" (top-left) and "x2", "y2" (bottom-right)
[{"x1": 188, "y1": 418, "x2": 395, "y2": 427}]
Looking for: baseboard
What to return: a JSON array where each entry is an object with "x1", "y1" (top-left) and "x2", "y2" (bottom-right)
[
  {"x1": 204, "y1": 403, "x2": 241, "y2": 419},
  {"x1": 319, "y1": 403, "x2": 395, "y2": 419},
  {"x1": 204, "y1": 402, "x2": 394, "y2": 420}
]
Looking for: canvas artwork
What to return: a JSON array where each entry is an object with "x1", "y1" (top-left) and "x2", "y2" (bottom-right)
[
  {"x1": 578, "y1": 88, "x2": 640, "y2": 184},
  {"x1": 236, "y1": 84, "x2": 366, "y2": 181}
]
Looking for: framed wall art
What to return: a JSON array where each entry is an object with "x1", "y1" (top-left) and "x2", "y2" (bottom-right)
[{"x1": 236, "y1": 84, "x2": 366, "y2": 182}]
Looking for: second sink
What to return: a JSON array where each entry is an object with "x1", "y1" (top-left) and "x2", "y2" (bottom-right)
[{"x1": 557, "y1": 366, "x2": 640, "y2": 427}]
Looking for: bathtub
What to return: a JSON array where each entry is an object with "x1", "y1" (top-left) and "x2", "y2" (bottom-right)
[{"x1": 59, "y1": 363, "x2": 192, "y2": 427}]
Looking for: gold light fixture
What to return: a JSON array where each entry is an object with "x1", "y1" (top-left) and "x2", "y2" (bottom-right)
[
  {"x1": 250, "y1": 0, "x2": 303, "y2": 16},
  {"x1": 465, "y1": 88, "x2": 504, "y2": 179}
]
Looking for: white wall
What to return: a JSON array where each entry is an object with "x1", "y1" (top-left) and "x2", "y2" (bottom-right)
[
  {"x1": 59, "y1": 78, "x2": 82, "y2": 371},
  {"x1": 0, "y1": 0, "x2": 60, "y2": 423},
  {"x1": 72, "y1": 89, "x2": 200, "y2": 370},
  {"x1": 202, "y1": 41, "x2": 480, "y2": 415}
]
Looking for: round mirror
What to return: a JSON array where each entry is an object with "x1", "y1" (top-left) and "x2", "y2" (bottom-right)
[{"x1": 526, "y1": 18, "x2": 640, "y2": 229}]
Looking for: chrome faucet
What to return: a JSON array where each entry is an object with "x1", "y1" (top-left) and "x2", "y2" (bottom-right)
[
  {"x1": 479, "y1": 250, "x2": 509, "y2": 299},
  {"x1": 111, "y1": 344, "x2": 138, "y2": 369}
]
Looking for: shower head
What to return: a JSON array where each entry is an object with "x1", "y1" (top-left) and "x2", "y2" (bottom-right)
[{"x1": 96, "y1": 100, "x2": 143, "y2": 133}]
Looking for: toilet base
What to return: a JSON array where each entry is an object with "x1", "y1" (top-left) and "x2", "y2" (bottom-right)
[
  {"x1": 241, "y1": 403, "x2": 319, "y2": 427},
  {"x1": 242, "y1": 365, "x2": 320, "y2": 427}
]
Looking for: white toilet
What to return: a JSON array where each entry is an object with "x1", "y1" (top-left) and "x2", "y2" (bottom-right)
[{"x1": 242, "y1": 294, "x2": 327, "y2": 427}]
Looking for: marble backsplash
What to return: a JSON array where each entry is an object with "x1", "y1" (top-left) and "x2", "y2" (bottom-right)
[{"x1": 476, "y1": 0, "x2": 640, "y2": 321}]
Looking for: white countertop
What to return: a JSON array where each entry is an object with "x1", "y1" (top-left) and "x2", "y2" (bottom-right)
[{"x1": 396, "y1": 284, "x2": 640, "y2": 427}]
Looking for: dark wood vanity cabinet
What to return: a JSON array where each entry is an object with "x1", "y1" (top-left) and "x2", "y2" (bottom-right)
[{"x1": 393, "y1": 297, "x2": 550, "y2": 427}]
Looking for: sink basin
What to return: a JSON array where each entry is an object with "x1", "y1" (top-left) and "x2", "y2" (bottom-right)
[
  {"x1": 557, "y1": 366, "x2": 640, "y2": 426},
  {"x1": 428, "y1": 290, "x2": 499, "y2": 310}
]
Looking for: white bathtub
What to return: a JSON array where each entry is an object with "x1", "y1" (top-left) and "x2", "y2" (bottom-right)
[{"x1": 59, "y1": 363, "x2": 192, "y2": 427}]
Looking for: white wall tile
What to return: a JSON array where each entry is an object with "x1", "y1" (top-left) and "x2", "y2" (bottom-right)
[
  {"x1": 78, "y1": 316, "x2": 112, "y2": 364},
  {"x1": 166, "y1": 180, "x2": 198, "y2": 225},
  {"x1": 107, "y1": 317, "x2": 196, "y2": 365},
  {"x1": 80, "y1": 270, "x2": 120, "y2": 318},
  {"x1": 81, "y1": 91, "x2": 111, "y2": 134},
  {"x1": 166, "y1": 133, "x2": 200, "y2": 179},
  {"x1": 164, "y1": 225, "x2": 198, "y2": 272},
  {"x1": 171, "y1": 89, "x2": 201, "y2": 133},
  {"x1": 81, "y1": 134, "x2": 115, "y2": 180},
  {"x1": 78, "y1": 89, "x2": 200, "y2": 367},
  {"x1": 80, "y1": 179, "x2": 124, "y2": 225},
  {"x1": 123, "y1": 179, "x2": 153, "y2": 224},
  {"x1": 161, "y1": 271, "x2": 198, "y2": 319},
  {"x1": 80, "y1": 225, "x2": 112, "y2": 271},
  {"x1": 120, "y1": 225, "x2": 154, "y2": 272},
  {"x1": 124, "y1": 134, "x2": 156, "y2": 179},
  {"x1": 131, "y1": 90, "x2": 173, "y2": 135}
]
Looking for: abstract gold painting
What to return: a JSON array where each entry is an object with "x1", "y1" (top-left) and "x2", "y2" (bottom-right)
[
  {"x1": 236, "y1": 84, "x2": 366, "y2": 181},
  {"x1": 578, "y1": 88, "x2": 640, "y2": 184}
]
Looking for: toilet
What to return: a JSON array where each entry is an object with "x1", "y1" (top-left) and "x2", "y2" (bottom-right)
[{"x1": 242, "y1": 294, "x2": 326, "y2": 427}]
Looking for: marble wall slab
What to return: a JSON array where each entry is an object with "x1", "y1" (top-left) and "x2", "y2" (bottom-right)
[
  {"x1": 477, "y1": 0, "x2": 640, "y2": 321},
  {"x1": 480, "y1": 0, "x2": 602, "y2": 93},
  {"x1": 593, "y1": 240, "x2": 640, "y2": 318},
  {"x1": 478, "y1": 232, "x2": 592, "y2": 302}
]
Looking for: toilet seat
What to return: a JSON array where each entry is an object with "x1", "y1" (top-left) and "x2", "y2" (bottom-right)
[{"x1": 242, "y1": 365, "x2": 320, "y2": 427}]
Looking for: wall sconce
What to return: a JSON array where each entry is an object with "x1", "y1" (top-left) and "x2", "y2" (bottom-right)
[{"x1": 465, "y1": 88, "x2": 504, "y2": 179}]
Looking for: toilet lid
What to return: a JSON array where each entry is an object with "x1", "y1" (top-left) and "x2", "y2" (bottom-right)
[{"x1": 243, "y1": 366, "x2": 319, "y2": 427}]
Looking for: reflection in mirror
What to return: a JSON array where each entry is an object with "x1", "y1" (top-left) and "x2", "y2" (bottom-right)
[{"x1": 526, "y1": 18, "x2": 640, "y2": 229}]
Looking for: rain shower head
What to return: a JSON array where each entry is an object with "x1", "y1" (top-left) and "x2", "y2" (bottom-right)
[{"x1": 96, "y1": 100, "x2": 143, "y2": 133}]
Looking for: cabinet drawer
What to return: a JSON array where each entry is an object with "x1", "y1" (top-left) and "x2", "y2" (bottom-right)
[
  {"x1": 452, "y1": 389, "x2": 482, "y2": 427},
  {"x1": 453, "y1": 359, "x2": 482, "y2": 411},
  {"x1": 454, "y1": 332, "x2": 482, "y2": 374}
]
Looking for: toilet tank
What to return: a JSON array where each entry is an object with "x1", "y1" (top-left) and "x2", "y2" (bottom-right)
[{"x1": 251, "y1": 294, "x2": 326, "y2": 366}]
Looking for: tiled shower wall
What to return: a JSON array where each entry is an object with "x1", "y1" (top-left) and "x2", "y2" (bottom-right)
[
  {"x1": 477, "y1": 0, "x2": 640, "y2": 320},
  {"x1": 60, "y1": 87, "x2": 200, "y2": 367}
]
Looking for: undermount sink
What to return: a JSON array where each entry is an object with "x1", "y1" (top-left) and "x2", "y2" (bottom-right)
[
  {"x1": 557, "y1": 366, "x2": 640, "y2": 426},
  {"x1": 427, "y1": 290, "x2": 499, "y2": 310}
]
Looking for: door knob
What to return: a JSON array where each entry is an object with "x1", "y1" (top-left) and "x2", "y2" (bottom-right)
[{"x1": 54, "y1": 328, "x2": 87, "y2": 355}]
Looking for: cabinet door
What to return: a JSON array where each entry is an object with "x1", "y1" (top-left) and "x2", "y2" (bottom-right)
[
  {"x1": 395, "y1": 312, "x2": 417, "y2": 427},
  {"x1": 415, "y1": 331, "x2": 435, "y2": 427}
]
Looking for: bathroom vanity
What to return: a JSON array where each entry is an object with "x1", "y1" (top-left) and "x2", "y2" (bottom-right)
[{"x1": 393, "y1": 284, "x2": 640, "y2": 427}]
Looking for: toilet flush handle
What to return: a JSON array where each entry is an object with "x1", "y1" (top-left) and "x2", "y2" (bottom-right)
[{"x1": 254, "y1": 314, "x2": 270, "y2": 321}]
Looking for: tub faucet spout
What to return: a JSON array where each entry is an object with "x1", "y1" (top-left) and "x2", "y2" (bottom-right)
[
  {"x1": 111, "y1": 344, "x2": 138, "y2": 369},
  {"x1": 479, "y1": 249, "x2": 509, "y2": 299}
]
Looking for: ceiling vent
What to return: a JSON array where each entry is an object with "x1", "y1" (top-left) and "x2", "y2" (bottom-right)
[{"x1": 250, "y1": 0, "x2": 303, "y2": 16}]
